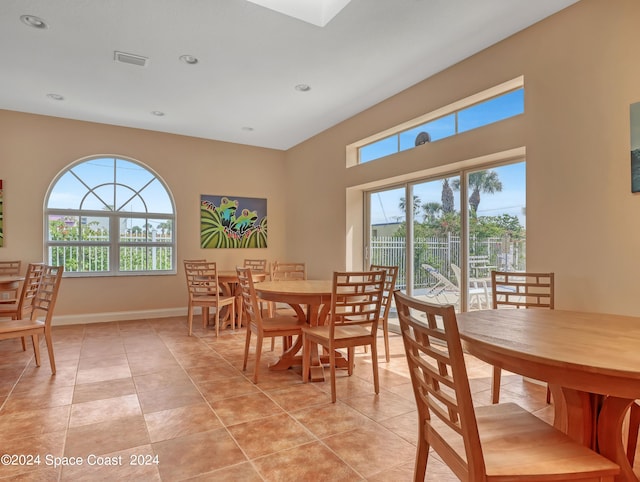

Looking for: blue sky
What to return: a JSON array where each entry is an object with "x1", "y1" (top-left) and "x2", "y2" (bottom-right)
[{"x1": 370, "y1": 161, "x2": 526, "y2": 226}]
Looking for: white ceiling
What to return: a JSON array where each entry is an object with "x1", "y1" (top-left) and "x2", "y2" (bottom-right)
[{"x1": 0, "y1": 0, "x2": 579, "y2": 150}]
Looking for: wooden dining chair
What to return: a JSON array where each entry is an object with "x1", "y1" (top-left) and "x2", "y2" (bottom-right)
[
  {"x1": 0, "y1": 263, "x2": 45, "y2": 351},
  {"x1": 237, "y1": 267, "x2": 304, "y2": 383},
  {"x1": 0, "y1": 265, "x2": 64, "y2": 374},
  {"x1": 0, "y1": 260, "x2": 21, "y2": 303},
  {"x1": 302, "y1": 270, "x2": 385, "y2": 403},
  {"x1": 184, "y1": 260, "x2": 236, "y2": 336},
  {"x1": 393, "y1": 290, "x2": 619, "y2": 482},
  {"x1": 268, "y1": 261, "x2": 307, "y2": 349},
  {"x1": 270, "y1": 261, "x2": 306, "y2": 281},
  {"x1": 243, "y1": 258, "x2": 268, "y2": 275},
  {"x1": 370, "y1": 264, "x2": 398, "y2": 362},
  {"x1": 490, "y1": 270, "x2": 554, "y2": 404}
]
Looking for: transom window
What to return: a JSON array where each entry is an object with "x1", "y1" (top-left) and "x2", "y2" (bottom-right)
[
  {"x1": 349, "y1": 77, "x2": 524, "y2": 166},
  {"x1": 45, "y1": 156, "x2": 176, "y2": 276}
]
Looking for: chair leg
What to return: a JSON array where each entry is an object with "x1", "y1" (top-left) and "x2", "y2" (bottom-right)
[
  {"x1": 302, "y1": 334, "x2": 310, "y2": 384},
  {"x1": 243, "y1": 327, "x2": 252, "y2": 371},
  {"x1": 187, "y1": 304, "x2": 194, "y2": 336},
  {"x1": 44, "y1": 328, "x2": 56, "y2": 375},
  {"x1": 215, "y1": 307, "x2": 222, "y2": 337},
  {"x1": 253, "y1": 334, "x2": 263, "y2": 384},
  {"x1": 415, "y1": 426, "x2": 429, "y2": 482},
  {"x1": 31, "y1": 334, "x2": 41, "y2": 367},
  {"x1": 370, "y1": 342, "x2": 380, "y2": 395},
  {"x1": 203, "y1": 307, "x2": 209, "y2": 329},
  {"x1": 347, "y1": 347, "x2": 355, "y2": 376},
  {"x1": 627, "y1": 402, "x2": 640, "y2": 465},
  {"x1": 329, "y1": 346, "x2": 337, "y2": 403},
  {"x1": 231, "y1": 303, "x2": 242, "y2": 330},
  {"x1": 491, "y1": 365, "x2": 501, "y2": 404},
  {"x1": 383, "y1": 319, "x2": 390, "y2": 363}
]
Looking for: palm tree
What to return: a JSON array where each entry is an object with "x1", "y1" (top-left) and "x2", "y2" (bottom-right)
[
  {"x1": 441, "y1": 178, "x2": 455, "y2": 213},
  {"x1": 399, "y1": 195, "x2": 422, "y2": 216},
  {"x1": 422, "y1": 201, "x2": 442, "y2": 222},
  {"x1": 452, "y1": 170, "x2": 502, "y2": 215}
]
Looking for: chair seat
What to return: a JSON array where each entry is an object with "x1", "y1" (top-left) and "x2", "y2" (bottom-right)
[
  {"x1": 0, "y1": 319, "x2": 45, "y2": 335},
  {"x1": 191, "y1": 294, "x2": 235, "y2": 305},
  {"x1": 436, "y1": 402, "x2": 619, "y2": 479},
  {"x1": 302, "y1": 324, "x2": 372, "y2": 343},
  {"x1": 258, "y1": 316, "x2": 305, "y2": 334}
]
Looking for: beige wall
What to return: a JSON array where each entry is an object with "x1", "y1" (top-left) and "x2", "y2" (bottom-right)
[
  {"x1": 285, "y1": 0, "x2": 640, "y2": 316},
  {"x1": 0, "y1": 111, "x2": 288, "y2": 321},
  {"x1": 2, "y1": 0, "x2": 640, "y2": 321}
]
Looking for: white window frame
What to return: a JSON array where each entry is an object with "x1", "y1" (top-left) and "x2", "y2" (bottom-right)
[{"x1": 44, "y1": 155, "x2": 177, "y2": 277}]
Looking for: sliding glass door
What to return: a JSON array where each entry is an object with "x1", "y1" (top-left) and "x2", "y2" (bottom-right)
[{"x1": 366, "y1": 160, "x2": 526, "y2": 315}]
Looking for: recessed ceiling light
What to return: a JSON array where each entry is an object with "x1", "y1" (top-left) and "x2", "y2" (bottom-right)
[
  {"x1": 151, "y1": 111, "x2": 165, "y2": 117},
  {"x1": 295, "y1": 84, "x2": 311, "y2": 92},
  {"x1": 179, "y1": 55, "x2": 198, "y2": 65},
  {"x1": 46, "y1": 93, "x2": 64, "y2": 101},
  {"x1": 20, "y1": 15, "x2": 48, "y2": 29},
  {"x1": 242, "y1": 126, "x2": 254, "y2": 132}
]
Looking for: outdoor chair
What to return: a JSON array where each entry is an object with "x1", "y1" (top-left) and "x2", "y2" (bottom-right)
[
  {"x1": 393, "y1": 290, "x2": 619, "y2": 482},
  {"x1": 491, "y1": 270, "x2": 554, "y2": 404},
  {"x1": 422, "y1": 264, "x2": 459, "y2": 304},
  {"x1": 302, "y1": 270, "x2": 385, "y2": 402},
  {"x1": 451, "y1": 263, "x2": 490, "y2": 309}
]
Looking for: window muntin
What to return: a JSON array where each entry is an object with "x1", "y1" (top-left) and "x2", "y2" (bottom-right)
[
  {"x1": 355, "y1": 83, "x2": 524, "y2": 165},
  {"x1": 45, "y1": 157, "x2": 176, "y2": 276}
]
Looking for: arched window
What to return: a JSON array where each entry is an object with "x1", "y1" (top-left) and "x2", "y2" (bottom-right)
[{"x1": 45, "y1": 156, "x2": 176, "y2": 276}]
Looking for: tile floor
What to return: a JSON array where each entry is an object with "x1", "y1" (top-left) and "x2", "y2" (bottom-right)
[{"x1": 0, "y1": 316, "x2": 605, "y2": 481}]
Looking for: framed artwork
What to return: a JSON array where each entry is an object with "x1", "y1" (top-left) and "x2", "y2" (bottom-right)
[
  {"x1": 200, "y1": 194, "x2": 267, "y2": 248},
  {"x1": 0, "y1": 180, "x2": 3, "y2": 247},
  {"x1": 631, "y1": 102, "x2": 640, "y2": 192}
]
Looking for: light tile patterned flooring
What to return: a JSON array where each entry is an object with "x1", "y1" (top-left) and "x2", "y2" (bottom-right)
[{"x1": 0, "y1": 316, "x2": 567, "y2": 481}]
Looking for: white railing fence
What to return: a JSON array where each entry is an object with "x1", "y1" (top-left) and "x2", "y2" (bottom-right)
[{"x1": 370, "y1": 234, "x2": 525, "y2": 290}]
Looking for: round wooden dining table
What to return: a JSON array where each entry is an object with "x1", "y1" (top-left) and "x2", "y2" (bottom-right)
[
  {"x1": 456, "y1": 308, "x2": 640, "y2": 482},
  {"x1": 254, "y1": 280, "x2": 345, "y2": 381},
  {"x1": 0, "y1": 275, "x2": 23, "y2": 302}
]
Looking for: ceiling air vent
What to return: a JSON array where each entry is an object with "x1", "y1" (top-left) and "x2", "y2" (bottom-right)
[{"x1": 114, "y1": 51, "x2": 148, "y2": 67}]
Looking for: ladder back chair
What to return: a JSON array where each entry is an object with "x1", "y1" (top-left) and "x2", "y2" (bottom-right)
[
  {"x1": 490, "y1": 270, "x2": 554, "y2": 404},
  {"x1": 243, "y1": 259, "x2": 268, "y2": 274},
  {"x1": 0, "y1": 263, "x2": 45, "y2": 351},
  {"x1": 269, "y1": 261, "x2": 307, "y2": 349},
  {"x1": 393, "y1": 290, "x2": 619, "y2": 482},
  {"x1": 0, "y1": 265, "x2": 64, "y2": 374},
  {"x1": 302, "y1": 270, "x2": 385, "y2": 403},
  {"x1": 370, "y1": 264, "x2": 398, "y2": 362},
  {"x1": 270, "y1": 261, "x2": 306, "y2": 281},
  {"x1": 237, "y1": 267, "x2": 304, "y2": 383},
  {"x1": 0, "y1": 260, "x2": 21, "y2": 303},
  {"x1": 184, "y1": 260, "x2": 236, "y2": 336}
]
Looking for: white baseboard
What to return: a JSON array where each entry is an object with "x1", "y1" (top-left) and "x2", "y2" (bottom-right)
[{"x1": 52, "y1": 307, "x2": 187, "y2": 326}]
